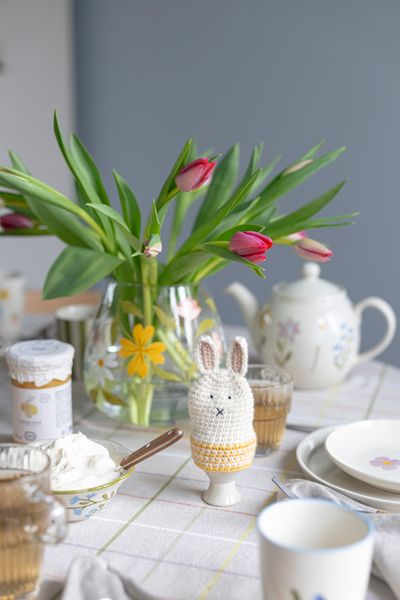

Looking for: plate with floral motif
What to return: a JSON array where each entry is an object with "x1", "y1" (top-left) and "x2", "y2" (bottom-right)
[
  {"x1": 297, "y1": 426, "x2": 400, "y2": 512},
  {"x1": 325, "y1": 420, "x2": 400, "y2": 493}
]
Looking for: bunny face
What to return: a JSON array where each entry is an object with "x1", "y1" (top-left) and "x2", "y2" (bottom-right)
[{"x1": 189, "y1": 336, "x2": 256, "y2": 447}]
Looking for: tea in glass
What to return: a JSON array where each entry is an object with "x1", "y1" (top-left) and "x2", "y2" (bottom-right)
[
  {"x1": 247, "y1": 365, "x2": 293, "y2": 455},
  {"x1": 0, "y1": 445, "x2": 66, "y2": 600}
]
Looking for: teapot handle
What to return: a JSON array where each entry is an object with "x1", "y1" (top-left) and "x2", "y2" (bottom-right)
[{"x1": 355, "y1": 297, "x2": 396, "y2": 364}]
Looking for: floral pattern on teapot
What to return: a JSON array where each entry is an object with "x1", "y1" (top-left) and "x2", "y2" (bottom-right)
[
  {"x1": 226, "y1": 262, "x2": 396, "y2": 389},
  {"x1": 274, "y1": 319, "x2": 301, "y2": 368},
  {"x1": 333, "y1": 322, "x2": 355, "y2": 370}
]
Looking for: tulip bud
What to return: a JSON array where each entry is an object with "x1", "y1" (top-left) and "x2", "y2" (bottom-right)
[
  {"x1": 175, "y1": 158, "x2": 217, "y2": 192},
  {"x1": 283, "y1": 159, "x2": 314, "y2": 175},
  {"x1": 0, "y1": 213, "x2": 33, "y2": 230},
  {"x1": 286, "y1": 231, "x2": 307, "y2": 243},
  {"x1": 294, "y1": 238, "x2": 333, "y2": 262},
  {"x1": 144, "y1": 240, "x2": 162, "y2": 258},
  {"x1": 229, "y1": 231, "x2": 273, "y2": 263}
]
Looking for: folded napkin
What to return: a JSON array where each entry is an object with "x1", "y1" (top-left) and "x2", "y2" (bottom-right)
[
  {"x1": 277, "y1": 479, "x2": 400, "y2": 600},
  {"x1": 60, "y1": 556, "x2": 161, "y2": 600}
]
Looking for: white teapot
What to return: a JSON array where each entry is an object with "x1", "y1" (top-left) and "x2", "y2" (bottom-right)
[{"x1": 226, "y1": 262, "x2": 396, "y2": 389}]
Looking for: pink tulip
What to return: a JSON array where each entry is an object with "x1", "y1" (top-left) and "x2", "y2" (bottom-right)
[
  {"x1": 0, "y1": 213, "x2": 33, "y2": 229},
  {"x1": 294, "y1": 238, "x2": 333, "y2": 262},
  {"x1": 229, "y1": 231, "x2": 273, "y2": 263},
  {"x1": 287, "y1": 231, "x2": 307, "y2": 242},
  {"x1": 175, "y1": 158, "x2": 216, "y2": 192}
]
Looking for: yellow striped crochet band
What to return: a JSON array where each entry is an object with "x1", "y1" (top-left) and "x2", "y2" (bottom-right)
[{"x1": 191, "y1": 436, "x2": 256, "y2": 473}]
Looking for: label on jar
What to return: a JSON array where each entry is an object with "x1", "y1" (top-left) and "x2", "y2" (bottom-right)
[{"x1": 11, "y1": 380, "x2": 73, "y2": 443}]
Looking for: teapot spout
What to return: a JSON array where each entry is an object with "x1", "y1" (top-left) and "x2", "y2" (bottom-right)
[{"x1": 225, "y1": 282, "x2": 259, "y2": 344}]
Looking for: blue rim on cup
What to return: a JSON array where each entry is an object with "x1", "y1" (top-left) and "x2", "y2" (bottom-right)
[
  {"x1": 257, "y1": 498, "x2": 375, "y2": 600},
  {"x1": 257, "y1": 498, "x2": 374, "y2": 553}
]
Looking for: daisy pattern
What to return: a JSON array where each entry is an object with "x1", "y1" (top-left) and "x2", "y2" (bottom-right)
[
  {"x1": 370, "y1": 456, "x2": 400, "y2": 471},
  {"x1": 92, "y1": 349, "x2": 118, "y2": 386}
]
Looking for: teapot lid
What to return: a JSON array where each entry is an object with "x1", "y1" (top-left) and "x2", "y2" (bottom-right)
[{"x1": 273, "y1": 262, "x2": 343, "y2": 301}]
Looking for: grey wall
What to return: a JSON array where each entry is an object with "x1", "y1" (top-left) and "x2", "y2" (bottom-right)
[
  {"x1": 74, "y1": 0, "x2": 399, "y2": 365},
  {"x1": 0, "y1": 0, "x2": 74, "y2": 284}
]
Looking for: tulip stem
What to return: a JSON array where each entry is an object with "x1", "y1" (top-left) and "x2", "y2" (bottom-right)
[
  {"x1": 157, "y1": 186, "x2": 179, "y2": 210},
  {"x1": 191, "y1": 257, "x2": 223, "y2": 283},
  {"x1": 140, "y1": 258, "x2": 153, "y2": 325}
]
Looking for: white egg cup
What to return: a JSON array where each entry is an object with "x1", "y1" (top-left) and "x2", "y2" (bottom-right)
[{"x1": 203, "y1": 471, "x2": 241, "y2": 507}]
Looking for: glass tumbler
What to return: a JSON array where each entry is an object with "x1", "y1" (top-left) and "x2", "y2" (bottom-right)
[
  {"x1": 247, "y1": 365, "x2": 293, "y2": 455},
  {"x1": 0, "y1": 445, "x2": 67, "y2": 600}
]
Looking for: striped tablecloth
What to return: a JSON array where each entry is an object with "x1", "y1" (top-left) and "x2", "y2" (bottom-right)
[{"x1": 0, "y1": 358, "x2": 398, "y2": 600}]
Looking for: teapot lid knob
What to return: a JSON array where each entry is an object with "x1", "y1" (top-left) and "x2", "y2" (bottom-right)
[{"x1": 302, "y1": 262, "x2": 321, "y2": 279}]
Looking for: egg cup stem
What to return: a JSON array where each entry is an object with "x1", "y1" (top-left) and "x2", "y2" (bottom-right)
[{"x1": 203, "y1": 471, "x2": 241, "y2": 507}]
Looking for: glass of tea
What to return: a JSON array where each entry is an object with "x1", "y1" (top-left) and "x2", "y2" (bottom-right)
[
  {"x1": 0, "y1": 445, "x2": 67, "y2": 600},
  {"x1": 247, "y1": 365, "x2": 293, "y2": 455}
]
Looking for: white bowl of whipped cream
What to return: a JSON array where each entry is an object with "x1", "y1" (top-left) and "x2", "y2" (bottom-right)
[{"x1": 31, "y1": 432, "x2": 134, "y2": 522}]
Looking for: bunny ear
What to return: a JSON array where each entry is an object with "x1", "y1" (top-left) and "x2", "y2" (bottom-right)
[
  {"x1": 227, "y1": 336, "x2": 248, "y2": 376},
  {"x1": 196, "y1": 335, "x2": 220, "y2": 374}
]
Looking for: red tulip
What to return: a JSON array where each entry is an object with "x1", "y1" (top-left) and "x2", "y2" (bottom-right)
[
  {"x1": 175, "y1": 158, "x2": 216, "y2": 192},
  {"x1": 294, "y1": 238, "x2": 333, "y2": 262},
  {"x1": 229, "y1": 231, "x2": 273, "y2": 263},
  {"x1": 0, "y1": 213, "x2": 33, "y2": 230}
]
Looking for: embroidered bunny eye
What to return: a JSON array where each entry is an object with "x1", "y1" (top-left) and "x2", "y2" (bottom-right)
[
  {"x1": 210, "y1": 394, "x2": 214, "y2": 399},
  {"x1": 228, "y1": 395, "x2": 232, "y2": 399}
]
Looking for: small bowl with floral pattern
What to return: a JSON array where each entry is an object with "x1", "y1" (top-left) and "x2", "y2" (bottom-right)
[{"x1": 34, "y1": 440, "x2": 134, "y2": 522}]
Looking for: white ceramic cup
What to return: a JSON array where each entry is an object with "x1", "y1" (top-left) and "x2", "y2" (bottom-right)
[
  {"x1": 55, "y1": 304, "x2": 96, "y2": 380},
  {"x1": 257, "y1": 499, "x2": 374, "y2": 600},
  {"x1": 0, "y1": 270, "x2": 25, "y2": 341}
]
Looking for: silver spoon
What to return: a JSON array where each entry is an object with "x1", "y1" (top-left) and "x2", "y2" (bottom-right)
[{"x1": 271, "y1": 475, "x2": 378, "y2": 513}]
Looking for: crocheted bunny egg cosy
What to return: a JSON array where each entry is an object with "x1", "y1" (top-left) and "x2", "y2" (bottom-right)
[{"x1": 189, "y1": 335, "x2": 256, "y2": 473}]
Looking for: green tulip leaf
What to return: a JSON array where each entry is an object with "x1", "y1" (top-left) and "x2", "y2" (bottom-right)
[
  {"x1": 42, "y1": 246, "x2": 124, "y2": 299},
  {"x1": 86, "y1": 203, "x2": 141, "y2": 251},
  {"x1": 158, "y1": 251, "x2": 208, "y2": 285},
  {"x1": 258, "y1": 146, "x2": 346, "y2": 207},
  {"x1": 214, "y1": 223, "x2": 265, "y2": 241},
  {"x1": 70, "y1": 134, "x2": 137, "y2": 259},
  {"x1": 156, "y1": 138, "x2": 193, "y2": 209},
  {"x1": 193, "y1": 143, "x2": 239, "y2": 229},
  {"x1": 300, "y1": 139, "x2": 325, "y2": 160},
  {"x1": 267, "y1": 180, "x2": 347, "y2": 239},
  {"x1": 0, "y1": 227, "x2": 51, "y2": 236},
  {"x1": 145, "y1": 199, "x2": 161, "y2": 241},
  {"x1": 6, "y1": 153, "x2": 102, "y2": 250},
  {"x1": 176, "y1": 169, "x2": 260, "y2": 257},
  {"x1": 0, "y1": 190, "x2": 36, "y2": 218},
  {"x1": 113, "y1": 170, "x2": 141, "y2": 239},
  {"x1": 202, "y1": 243, "x2": 265, "y2": 278},
  {"x1": 70, "y1": 133, "x2": 111, "y2": 206},
  {"x1": 53, "y1": 112, "x2": 115, "y2": 246}
]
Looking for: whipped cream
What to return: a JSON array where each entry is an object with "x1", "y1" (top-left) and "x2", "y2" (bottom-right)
[{"x1": 39, "y1": 432, "x2": 121, "y2": 491}]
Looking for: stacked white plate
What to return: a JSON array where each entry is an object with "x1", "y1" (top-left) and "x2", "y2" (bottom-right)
[{"x1": 296, "y1": 420, "x2": 400, "y2": 512}]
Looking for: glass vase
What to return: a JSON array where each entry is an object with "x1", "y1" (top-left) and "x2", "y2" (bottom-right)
[{"x1": 83, "y1": 281, "x2": 225, "y2": 426}]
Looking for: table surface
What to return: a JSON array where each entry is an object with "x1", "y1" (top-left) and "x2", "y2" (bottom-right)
[{"x1": 0, "y1": 351, "x2": 399, "y2": 599}]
